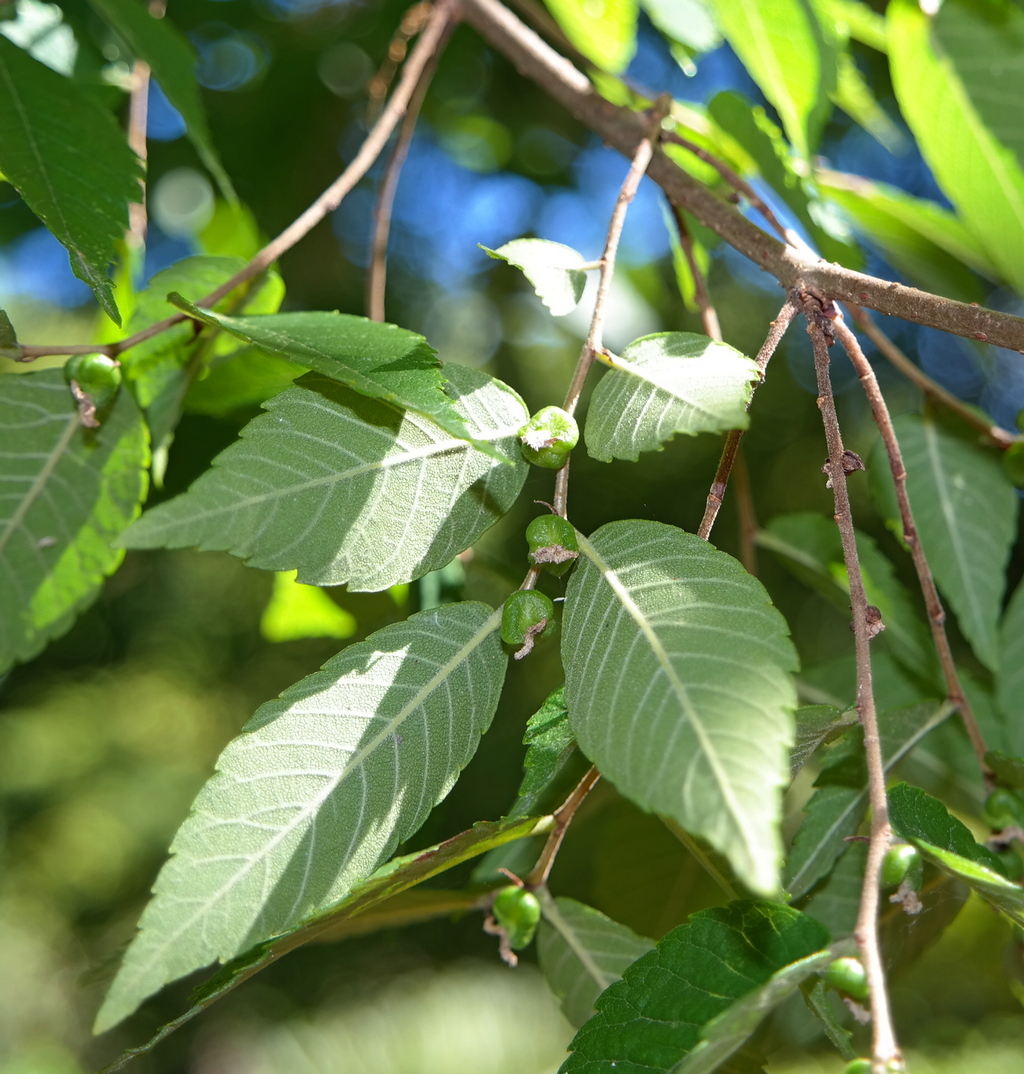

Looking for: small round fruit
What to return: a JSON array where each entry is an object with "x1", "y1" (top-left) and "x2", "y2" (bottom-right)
[
  {"x1": 844, "y1": 1060, "x2": 872, "y2": 1074},
  {"x1": 526, "y1": 514, "x2": 579, "y2": 575},
  {"x1": 501, "y1": 590, "x2": 556, "y2": 647},
  {"x1": 63, "y1": 353, "x2": 122, "y2": 407},
  {"x1": 983, "y1": 787, "x2": 1024, "y2": 830},
  {"x1": 492, "y1": 885, "x2": 542, "y2": 949},
  {"x1": 824, "y1": 956, "x2": 869, "y2": 1001},
  {"x1": 880, "y1": 843, "x2": 921, "y2": 889},
  {"x1": 518, "y1": 406, "x2": 579, "y2": 469}
]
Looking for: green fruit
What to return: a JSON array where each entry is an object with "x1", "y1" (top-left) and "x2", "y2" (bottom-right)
[
  {"x1": 501, "y1": 590, "x2": 557, "y2": 648},
  {"x1": 844, "y1": 1061, "x2": 872, "y2": 1074},
  {"x1": 997, "y1": 847, "x2": 1024, "y2": 881},
  {"x1": 63, "y1": 353, "x2": 122, "y2": 407},
  {"x1": 526, "y1": 515, "x2": 579, "y2": 575},
  {"x1": 518, "y1": 406, "x2": 579, "y2": 469},
  {"x1": 880, "y1": 843, "x2": 922, "y2": 889},
  {"x1": 824, "y1": 956, "x2": 869, "y2": 1001},
  {"x1": 492, "y1": 885, "x2": 542, "y2": 949},
  {"x1": 984, "y1": 787, "x2": 1024, "y2": 830}
]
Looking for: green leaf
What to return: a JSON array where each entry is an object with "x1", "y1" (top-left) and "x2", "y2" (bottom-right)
[
  {"x1": 537, "y1": 894, "x2": 655, "y2": 1028},
  {"x1": 984, "y1": 750, "x2": 1024, "y2": 792},
  {"x1": 98, "y1": 812, "x2": 551, "y2": 1071},
  {"x1": 997, "y1": 580, "x2": 1024, "y2": 757},
  {"x1": 482, "y1": 238, "x2": 588, "y2": 316},
  {"x1": 167, "y1": 296, "x2": 496, "y2": 456},
  {"x1": 508, "y1": 687, "x2": 578, "y2": 820},
  {"x1": 831, "y1": 50, "x2": 904, "y2": 153},
  {"x1": 0, "y1": 35, "x2": 142, "y2": 324},
  {"x1": 873, "y1": 415, "x2": 1018, "y2": 672},
  {"x1": 85, "y1": 0, "x2": 234, "y2": 200},
  {"x1": 816, "y1": 0, "x2": 887, "y2": 53},
  {"x1": 785, "y1": 702, "x2": 953, "y2": 899},
  {"x1": 641, "y1": 0, "x2": 720, "y2": 54},
  {"x1": 562, "y1": 520, "x2": 798, "y2": 895},
  {"x1": 95, "y1": 601, "x2": 507, "y2": 1032},
  {"x1": 818, "y1": 171, "x2": 995, "y2": 301},
  {"x1": 560, "y1": 901, "x2": 830, "y2": 1073},
  {"x1": 789, "y1": 704, "x2": 856, "y2": 779},
  {"x1": 0, "y1": 370, "x2": 148, "y2": 675},
  {"x1": 0, "y1": 308, "x2": 21, "y2": 361},
  {"x1": 259, "y1": 570, "x2": 356, "y2": 643},
  {"x1": 183, "y1": 348, "x2": 303, "y2": 417},
  {"x1": 584, "y1": 333, "x2": 758, "y2": 463},
  {"x1": 117, "y1": 363, "x2": 528, "y2": 590},
  {"x1": 703, "y1": 0, "x2": 831, "y2": 159},
  {"x1": 802, "y1": 840, "x2": 866, "y2": 939},
  {"x1": 888, "y1": 0, "x2": 1024, "y2": 292},
  {"x1": 542, "y1": 0, "x2": 638, "y2": 74}
]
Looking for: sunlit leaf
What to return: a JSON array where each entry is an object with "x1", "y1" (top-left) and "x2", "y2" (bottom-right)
[
  {"x1": 118, "y1": 364, "x2": 528, "y2": 590},
  {"x1": 85, "y1": 0, "x2": 235, "y2": 199},
  {"x1": 537, "y1": 895, "x2": 655, "y2": 1028},
  {"x1": 889, "y1": 0, "x2": 1024, "y2": 292},
  {"x1": 560, "y1": 901, "x2": 830, "y2": 1073},
  {"x1": 584, "y1": 332, "x2": 758, "y2": 463},
  {"x1": 543, "y1": 0, "x2": 638, "y2": 73},
  {"x1": 641, "y1": 0, "x2": 719, "y2": 53},
  {"x1": 96, "y1": 601, "x2": 507, "y2": 1032},
  {"x1": 0, "y1": 371, "x2": 148, "y2": 675},
  {"x1": 562, "y1": 520, "x2": 798, "y2": 895},
  {"x1": 482, "y1": 238, "x2": 588, "y2": 316},
  {"x1": 0, "y1": 35, "x2": 141, "y2": 323},
  {"x1": 873, "y1": 415, "x2": 1017, "y2": 672},
  {"x1": 0, "y1": 308, "x2": 21, "y2": 361},
  {"x1": 259, "y1": 570, "x2": 356, "y2": 643}
]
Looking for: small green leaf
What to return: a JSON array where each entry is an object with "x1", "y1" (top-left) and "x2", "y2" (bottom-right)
[
  {"x1": 85, "y1": 0, "x2": 235, "y2": 200},
  {"x1": 0, "y1": 35, "x2": 142, "y2": 323},
  {"x1": 167, "y1": 296, "x2": 496, "y2": 456},
  {"x1": 537, "y1": 894, "x2": 655, "y2": 1028},
  {"x1": 985, "y1": 750, "x2": 1024, "y2": 792},
  {"x1": 562, "y1": 520, "x2": 798, "y2": 895},
  {"x1": 997, "y1": 581, "x2": 1024, "y2": 756},
  {"x1": 542, "y1": 0, "x2": 638, "y2": 73},
  {"x1": 508, "y1": 688, "x2": 578, "y2": 820},
  {"x1": 872, "y1": 415, "x2": 1017, "y2": 672},
  {"x1": 0, "y1": 308, "x2": 22, "y2": 360},
  {"x1": 259, "y1": 570, "x2": 356, "y2": 643},
  {"x1": 560, "y1": 901, "x2": 830, "y2": 1073},
  {"x1": 0, "y1": 370, "x2": 149, "y2": 675},
  {"x1": 482, "y1": 238, "x2": 588, "y2": 316},
  {"x1": 585, "y1": 332, "x2": 758, "y2": 463},
  {"x1": 118, "y1": 364, "x2": 528, "y2": 591},
  {"x1": 96, "y1": 601, "x2": 507, "y2": 1032},
  {"x1": 789, "y1": 705, "x2": 856, "y2": 779}
]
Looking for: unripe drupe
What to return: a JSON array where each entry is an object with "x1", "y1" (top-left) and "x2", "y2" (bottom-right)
[
  {"x1": 844, "y1": 1061, "x2": 872, "y2": 1074},
  {"x1": 492, "y1": 885, "x2": 541, "y2": 949},
  {"x1": 64, "y1": 353, "x2": 122, "y2": 408},
  {"x1": 501, "y1": 590, "x2": 556, "y2": 659},
  {"x1": 983, "y1": 787, "x2": 1024, "y2": 830},
  {"x1": 518, "y1": 406, "x2": 579, "y2": 469},
  {"x1": 824, "y1": 956, "x2": 869, "y2": 1001},
  {"x1": 526, "y1": 514, "x2": 578, "y2": 575},
  {"x1": 880, "y1": 843, "x2": 922, "y2": 889}
]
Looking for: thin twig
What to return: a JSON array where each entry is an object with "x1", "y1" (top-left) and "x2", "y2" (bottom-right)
[
  {"x1": 847, "y1": 304, "x2": 1018, "y2": 449},
  {"x1": 125, "y1": 58, "x2": 151, "y2": 255},
  {"x1": 670, "y1": 204, "x2": 721, "y2": 341},
  {"x1": 832, "y1": 314, "x2": 992, "y2": 780},
  {"x1": 366, "y1": 1, "x2": 431, "y2": 124},
  {"x1": 552, "y1": 101, "x2": 666, "y2": 517},
  {"x1": 804, "y1": 293, "x2": 901, "y2": 1072},
  {"x1": 697, "y1": 296, "x2": 799, "y2": 540},
  {"x1": 526, "y1": 766, "x2": 600, "y2": 888},
  {"x1": 367, "y1": 22, "x2": 450, "y2": 321},
  {"x1": 18, "y1": 0, "x2": 458, "y2": 362}
]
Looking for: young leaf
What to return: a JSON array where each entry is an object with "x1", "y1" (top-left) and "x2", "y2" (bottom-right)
[
  {"x1": 0, "y1": 308, "x2": 22, "y2": 361},
  {"x1": 85, "y1": 0, "x2": 235, "y2": 199},
  {"x1": 584, "y1": 333, "x2": 758, "y2": 463},
  {"x1": 537, "y1": 894, "x2": 655, "y2": 1028},
  {"x1": 703, "y1": 0, "x2": 832, "y2": 159},
  {"x1": 785, "y1": 702, "x2": 953, "y2": 899},
  {"x1": 507, "y1": 687, "x2": 578, "y2": 820},
  {"x1": 0, "y1": 371, "x2": 148, "y2": 675},
  {"x1": 482, "y1": 238, "x2": 588, "y2": 316},
  {"x1": 562, "y1": 520, "x2": 798, "y2": 895},
  {"x1": 0, "y1": 35, "x2": 142, "y2": 324},
  {"x1": 560, "y1": 901, "x2": 830, "y2": 1073},
  {"x1": 889, "y1": 0, "x2": 1024, "y2": 292},
  {"x1": 542, "y1": 0, "x2": 638, "y2": 73},
  {"x1": 789, "y1": 704, "x2": 856, "y2": 779},
  {"x1": 117, "y1": 364, "x2": 528, "y2": 590},
  {"x1": 873, "y1": 415, "x2": 1017, "y2": 672},
  {"x1": 95, "y1": 601, "x2": 507, "y2": 1032},
  {"x1": 997, "y1": 580, "x2": 1024, "y2": 757},
  {"x1": 167, "y1": 296, "x2": 496, "y2": 456},
  {"x1": 259, "y1": 571, "x2": 356, "y2": 643}
]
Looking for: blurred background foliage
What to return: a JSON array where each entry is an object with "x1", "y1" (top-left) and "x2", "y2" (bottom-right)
[{"x1": 1, "y1": 0, "x2": 1023, "y2": 1069}]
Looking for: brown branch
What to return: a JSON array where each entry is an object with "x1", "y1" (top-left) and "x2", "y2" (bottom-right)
[
  {"x1": 366, "y1": 1, "x2": 431, "y2": 124},
  {"x1": 525, "y1": 765, "x2": 600, "y2": 888},
  {"x1": 847, "y1": 304, "x2": 1018, "y2": 449},
  {"x1": 670, "y1": 204, "x2": 721, "y2": 341},
  {"x1": 832, "y1": 315, "x2": 992, "y2": 780},
  {"x1": 697, "y1": 297, "x2": 799, "y2": 540},
  {"x1": 458, "y1": 0, "x2": 1024, "y2": 354},
  {"x1": 803, "y1": 293, "x2": 901, "y2": 1071},
  {"x1": 552, "y1": 101, "x2": 664, "y2": 517},
  {"x1": 126, "y1": 59, "x2": 151, "y2": 254}
]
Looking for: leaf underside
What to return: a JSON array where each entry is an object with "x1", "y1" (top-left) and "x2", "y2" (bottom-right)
[
  {"x1": 96, "y1": 601, "x2": 506, "y2": 1032},
  {"x1": 562, "y1": 520, "x2": 798, "y2": 895},
  {"x1": 118, "y1": 363, "x2": 528, "y2": 590},
  {"x1": 482, "y1": 238, "x2": 588, "y2": 316},
  {"x1": 0, "y1": 371, "x2": 149, "y2": 675}
]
